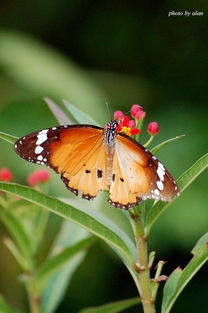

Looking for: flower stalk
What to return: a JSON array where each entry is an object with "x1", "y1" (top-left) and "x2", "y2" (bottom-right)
[
  {"x1": 26, "y1": 278, "x2": 41, "y2": 313},
  {"x1": 131, "y1": 208, "x2": 155, "y2": 313}
]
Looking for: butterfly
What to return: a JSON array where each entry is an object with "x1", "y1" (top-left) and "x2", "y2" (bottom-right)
[{"x1": 14, "y1": 121, "x2": 180, "y2": 209}]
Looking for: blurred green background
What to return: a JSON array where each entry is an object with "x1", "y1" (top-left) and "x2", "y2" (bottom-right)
[{"x1": 0, "y1": 1, "x2": 207, "y2": 312}]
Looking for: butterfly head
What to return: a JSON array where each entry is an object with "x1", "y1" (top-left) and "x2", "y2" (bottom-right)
[{"x1": 104, "y1": 120, "x2": 118, "y2": 146}]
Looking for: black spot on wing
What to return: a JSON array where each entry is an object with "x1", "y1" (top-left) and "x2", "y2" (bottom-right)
[{"x1": 97, "y1": 169, "x2": 103, "y2": 178}]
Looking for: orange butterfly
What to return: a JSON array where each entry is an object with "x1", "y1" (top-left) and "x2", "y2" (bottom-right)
[{"x1": 14, "y1": 121, "x2": 179, "y2": 209}]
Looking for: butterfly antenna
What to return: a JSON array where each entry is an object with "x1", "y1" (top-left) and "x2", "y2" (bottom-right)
[{"x1": 106, "y1": 101, "x2": 112, "y2": 120}]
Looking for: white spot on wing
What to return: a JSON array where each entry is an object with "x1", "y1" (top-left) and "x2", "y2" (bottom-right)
[
  {"x1": 156, "y1": 181, "x2": 164, "y2": 190},
  {"x1": 36, "y1": 133, "x2": 48, "y2": 145},
  {"x1": 154, "y1": 189, "x2": 160, "y2": 196},
  {"x1": 35, "y1": 146, "x2": 44, "y2": 154},
  {"x1": 157, "y1": 167, "x2": 165, "y2": 182},
  {"x1": 37, "y1": 155, "x2": 43, "y2": 161},
  {"x1": 158, "y1": 162, "x2": 165, "y2": 171}
]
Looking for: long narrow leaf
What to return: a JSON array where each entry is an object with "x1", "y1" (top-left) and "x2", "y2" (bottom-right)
[
  {"x1": 36, "y1": 236, "x2": 96, "y2": 291},
  {"x1": 192, "y1": 232, "x2": 208, "y2": 255},
  {"x1": 0, "y1": 131, "x2": 17, "y2": 144},
  {"x1": 161, "y1": 268, "x2": 182, "y2": 313},
  {"x1": 145, "y1": 153, "x2": 208, "y2": 233},
  {"x1": 62, "y1": 100, "x2": 101, "y2": 126},
  {"x1": 44, "y1": 97, "x2": 74, "y2": 125},
  {"x1": 42, "y1": 221, "x2": 91, "y2": 313},
  {"x1": 150, "y1": 135, "x2": 185, "y2": 155},
  {"x1": 0, "y1": 207, "x2": 33, "y2": 269},
  {"x1": 162, "y1": 242, "x2": 208, "y2": 313},
  {"x1": 78, "y1": 297, "x2": 140, "y2": 313},
  {"x1": 0, "y1": 31, "x2": 105, "y2": 114},
  {"x1": 0, "y1": 183, "x2": 134, "y2": 267}
]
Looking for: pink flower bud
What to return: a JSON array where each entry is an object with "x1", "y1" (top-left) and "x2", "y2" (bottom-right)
[
  {"x1": 158, "y1": 275, "x2": 168, "y2": 282},
  {"x1": 131, "y1": 104, "x2": 143, "y2": 117},
  {"x1": 128, "y1": 119, "x2": 136, "y2": 129},
  {"x1": 135, "y1": 110, "x2": 146, "y2": 120},
  {"x1": 27, "y1": 170, "x2": 50, "y2": 186},
  {"x1": 0, "y1": 168, "x2": 13, "y2": 181},
  {"x1": 113, "y1": 110, "x2": 125, "y2": 121},
  {"x1": 147, "y1": 121, "x2": 159, "y2": 136}
]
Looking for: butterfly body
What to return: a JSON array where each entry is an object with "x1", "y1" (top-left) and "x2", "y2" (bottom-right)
[{"x1": 14, "y1": 122, "x2": 179, "y2": 209}]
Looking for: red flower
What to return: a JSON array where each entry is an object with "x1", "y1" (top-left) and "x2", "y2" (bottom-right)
[
  {"x1": 114, "y1": 113, "x2": 140, "y2": 136},
  {"x1": 0, "y1": 168, "x2": 13, "y2": 181},
  {"x1": 122, "y1": 116, "x2": 130, "y2": 127},
  {"x1": 131, "y1": 104, "x2": 143, "y2": 117},
  {"x1": 147, "y1": 122, "x2": 159, "y2": 136},
  {"x1": 131, "y1": 128, "x2": 140, "y2": 135},
  {"x1": 27, "y1": 170, "x2": 50, "y2": 186}
]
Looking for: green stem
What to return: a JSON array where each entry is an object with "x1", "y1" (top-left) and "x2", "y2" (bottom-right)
[
  {"x1": 33, "y1": 209, "x2": 49, "y2": 253},
  {"x1": 134, "y1": 115, "x2": 145, "y2": 142},
  {"x1": 144, "y1": 135, "x2": 154, "y2": 148},
  {"x1": 26, "y1": 277, "x2": 41, "y2": 313},
  {"x1": 151, "y1": 260, "x2": 166, "y2": 301},
  {"x1": 131, "y1": 208, "x2": 155, "y2": 313}
]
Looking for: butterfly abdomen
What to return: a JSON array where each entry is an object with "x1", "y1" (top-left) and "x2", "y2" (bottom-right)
[{"x1": 104, "y1": 121, "x2": 118, "y2": 185}]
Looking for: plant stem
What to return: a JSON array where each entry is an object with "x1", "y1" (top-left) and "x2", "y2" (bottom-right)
[
  {"x1": 26, "y1": 277, "x2": 41, "y2": 313},
  {"x1": 131, "y1": 208, "x2": 155, "y2": 313},
  {"x1": 144, "y1": 135, "x2": 154, "y2": 148}
]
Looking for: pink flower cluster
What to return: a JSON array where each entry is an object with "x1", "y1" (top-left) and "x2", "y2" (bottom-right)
[
  {"x1": 27, "y1": 170, "x2": 50, "y2": 186},
  {"x1": 0, "y1": 168, "x2": 13, "y2": 181},
  {"x1": 113, "y1": 104, "x2": 159, "y2": 136}
]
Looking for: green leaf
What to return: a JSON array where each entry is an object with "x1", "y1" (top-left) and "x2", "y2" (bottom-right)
[
  {"x1": 0, "y1": 131, "x2": 18, "y2": 144},
  {"x1": 44, "y1": 97, "x2": 74, "y2": 125},
  {"x1": 0, "y1": 207, "x2": 33, "y2": 269},
  {"x1": 0, "y1": 294, "x2": 22, "y2": 313},
  {"x1": 161, "y1": 268, "x2": 182, "y2": 313},
  {"x1": 78, "y1": 297, "x2": 140, "y2": 313},
  {"x1": 162, "y1": 242, "x2": 208, "y2": 313},
  {"x1": 62, "y1": 99, "x2": 101, "y2": 126},
  {"x1": 0, "y1": 31, "x2": 107, "y2": 124},
  {"x1": 0, "y1": 183, "x2": 135, "y2": 268},
  {"x1": 192, "y1": 232, "x2": 208, "y2": 255},
  {"x1": 145, "y1": 153, "x2": 208, "y2": 234},
  {"x1": 42, "y1": 222, "x2": 92, "y2": 313},
  {"x1": 36, "y1": 236, "x2": 96, "y2": 291},
  {"x1": 3, "y1": 237, "x2": 31, "y2": 271},
  {"x1": 150, "y1": 135, "x2": 185, "y2": 155}
]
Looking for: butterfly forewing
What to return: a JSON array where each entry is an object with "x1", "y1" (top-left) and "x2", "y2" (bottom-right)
[{"x1": 15, "y1": 125, "x2": 109, "y2": 199}]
